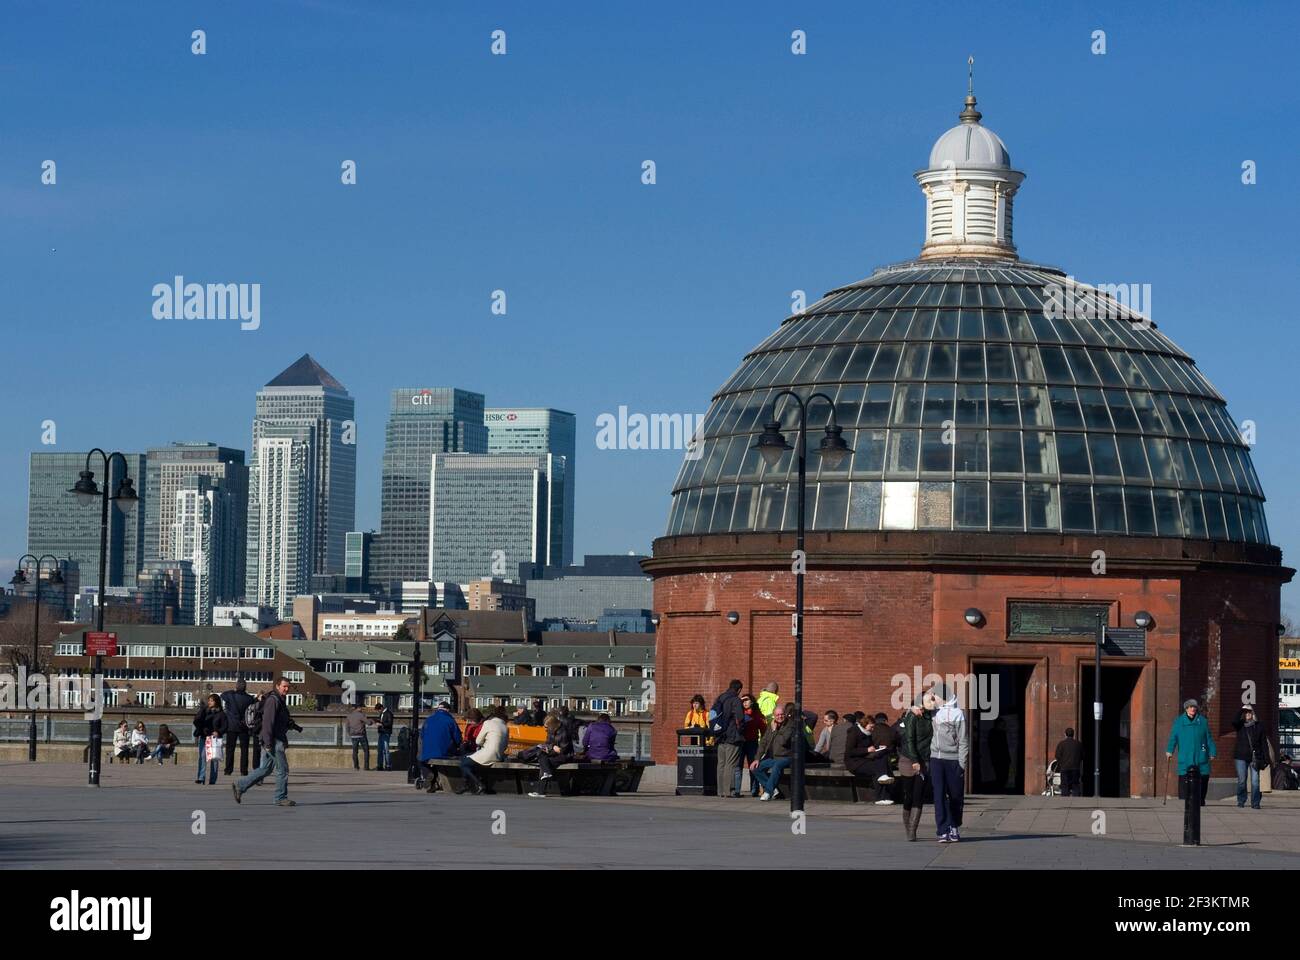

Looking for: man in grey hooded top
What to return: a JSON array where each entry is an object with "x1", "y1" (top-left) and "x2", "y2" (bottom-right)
[{"x1": 929, "y1": 684, "x2": 969, "y2": 842}]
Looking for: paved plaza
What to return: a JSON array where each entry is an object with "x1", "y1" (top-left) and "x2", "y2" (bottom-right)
[{"x1": 1, "y1": 762, "x2": 1298, "y2": 869}]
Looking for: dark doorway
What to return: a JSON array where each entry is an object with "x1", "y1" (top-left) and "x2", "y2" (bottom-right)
[
  {"x1": 1080, "y1": 665, "x2": 1142, "y2": 798},
  {"x1": 970, "y1": 664, "x2": 1033, "y2": 794}
]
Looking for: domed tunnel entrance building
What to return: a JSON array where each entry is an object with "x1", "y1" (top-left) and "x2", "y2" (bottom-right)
[{"x1": 644, "y1": 91, "x2": 1292, "y2": 798}]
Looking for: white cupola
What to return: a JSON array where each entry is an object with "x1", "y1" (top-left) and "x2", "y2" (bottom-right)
[{"x1": 915, "y1": 68, "x2": 1024, "y2": 259}]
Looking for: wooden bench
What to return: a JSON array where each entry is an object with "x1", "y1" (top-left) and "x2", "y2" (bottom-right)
[
  {"x1": 422, "y1": 758, "x2": 653, "y2": 796},
  {"x1": 773, "y1": 764, "x2": 861, "y2": 802}
]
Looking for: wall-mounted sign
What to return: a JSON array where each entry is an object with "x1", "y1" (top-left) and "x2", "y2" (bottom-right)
[
  {"x1": 1281, "y1": 658, "x2": 1300, "y2": 671},
  {"x1": 1008, "y1": 602, "x2": 1111, "y2": 640}
]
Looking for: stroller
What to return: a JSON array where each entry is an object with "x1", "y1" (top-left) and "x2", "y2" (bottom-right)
[{"x1": 1042, "y1": 759, "x2": 1061, "y2": 797}]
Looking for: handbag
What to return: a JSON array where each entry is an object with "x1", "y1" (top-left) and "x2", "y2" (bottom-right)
[{"x1": 205, "y1": 735, "x2": 225, "y2": 763}]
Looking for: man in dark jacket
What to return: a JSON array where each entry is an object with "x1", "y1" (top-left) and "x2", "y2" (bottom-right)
[
  {"x1": 749, "y1": 706, "x2": 795, "y2": 801},
  {"x1": 346, "y1": 704, "x2": 370, "y2": 770},
  {"x1": 1053, "y1": 727, "x2": 1084, "y2": 797},
  {"x1": 232, "y1": 677, "x2": 300, "y2": 807},
  {"x1": 711, "y1": 680, "x2": 746, "y2": 799},
  {"x1": 375, "y1": 701, "x2": 395, "y2": 771},
  {"x1": 221, "y1": 679, "x2": 257, "y2": 777}
]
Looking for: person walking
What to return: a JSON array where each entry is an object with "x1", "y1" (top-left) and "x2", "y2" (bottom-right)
[
  {"x1": 232, "y1": 677, "x2": 299, "y2": 807},
  {"x1": 929, "y1": 684, "x2": 969, "y2": 843},
  {"x1": 199, "y1": 693, "x2": 229, "y2": 785},
  {"x1": 346, "y1": 702, "x2": 371, "y2": 771},
  {"x1": 220, "y1": 679, "x2": 256, "y2": 777},
  {"x1": 191, "y1": 700, "x2": 208, "y2": 783},
  {"x1": 1053, "y1": 728, "x2": 1084, "y2": 797},
  {"x1": 710, "y1": 679, "x2": 746, "y2": 798},
  {"x1": 1230, "y1": 706, "x2": 1269, "y2": 810},
  {"x1": 899, "y1": 695, "x2": 933, "y2": 840},
  {"x1": 375, "y1": 700, "x2": 395, "y2": 771},
  {"x1": 1165, "y1": 698, "x2": 1216, "y2": 846},
  {"x1": 416, "y1": 700, "x2": 462, "y2": 792}
]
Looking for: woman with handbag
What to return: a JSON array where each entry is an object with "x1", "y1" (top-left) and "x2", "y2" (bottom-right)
[
  {"x1": 1231, "y1": 706, "x2": 1270, "y2": 809},
  {"x1": 199, "y1": 694, "x2": 229, "y2": 785}
]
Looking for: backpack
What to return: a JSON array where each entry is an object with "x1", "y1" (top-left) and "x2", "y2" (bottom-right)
[{"x1": 245, "y1": 699, "x2": 263, "y2": 736}]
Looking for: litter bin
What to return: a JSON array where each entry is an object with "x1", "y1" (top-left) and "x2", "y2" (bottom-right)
[{"x1": 676, "y1": 727, "x2": 716, "y2": 796}]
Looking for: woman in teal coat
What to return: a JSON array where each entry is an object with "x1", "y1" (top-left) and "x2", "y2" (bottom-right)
[{"x1": 1165, "y1": 698, "x2": 1215, "y2": 845}]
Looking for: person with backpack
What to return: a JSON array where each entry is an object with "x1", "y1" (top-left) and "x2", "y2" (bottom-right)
[
  {"x1": 232, "y1": 677, "x2": 300, "y2": 807},
  {"x1": 710, "y1": 679, "x2": 746, "y2": 798},
  {"x1": 375, "y1": 701, "x2": 395, "y2": 771},
  {"x1": 221, "y1": 678, "x2": 256, "y2": 777}
]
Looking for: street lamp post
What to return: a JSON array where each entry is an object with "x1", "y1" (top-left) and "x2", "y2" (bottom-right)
[
  {"x1": 70, "y1": 449, "x2": 139, "y2": 787},
  {"x1": 752, "y1": 391, "x2": 851, "y2": 814},
  {"x1": 10, "y1": 555, "x2": 64, "y2": 760},
  {"x1": 408, "y1": 635, "x2": 422, "y2": 783}
]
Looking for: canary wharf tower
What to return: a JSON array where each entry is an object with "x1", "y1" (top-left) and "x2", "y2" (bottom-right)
[{"x1": 645, "y1": 85, "x2": 1290, "y2": 798}]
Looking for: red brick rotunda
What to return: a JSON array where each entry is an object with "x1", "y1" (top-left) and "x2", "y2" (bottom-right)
[{"x1": 644, "y1": 89, "x2": 1292, "y2": 798}]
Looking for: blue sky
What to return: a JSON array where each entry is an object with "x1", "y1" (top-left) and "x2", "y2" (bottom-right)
[{"x1": 2, "y1": 1, "x2": 1297, "y2": 616}]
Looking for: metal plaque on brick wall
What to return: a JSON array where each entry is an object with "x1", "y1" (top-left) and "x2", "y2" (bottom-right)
[
  {"x1": 1008, "y1": 602, "x2": 1111, "y2": 640},
  {"x1": 1104, "y1": 627, "x2": 1147, "y2": 656}
]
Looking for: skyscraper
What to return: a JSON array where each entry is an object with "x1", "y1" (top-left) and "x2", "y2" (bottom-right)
[
  {"x1": 485, "y1": 408, "x2": 576, "y2": 566},
  {"x1": 374, "y1": 388, "x2": 487, "y2": 584},
  {"x1": 248, "y1": 436, "x2": 312, "y2": 618},
  {"x1": 144, "y1": 442, "x2": 247, "y2": 590},
  {"x1": 428, "y1": 453, "x2": 551, "y2": 584},
  {"x1": 28, "y1": 451, "x2": 147, "y2": 592},
  {"x1": 171, "y1": 475, "x2": 234, "y2": 624},
  {"x1": 246, "y1": 354, "x2": 356, "y2": 604}
]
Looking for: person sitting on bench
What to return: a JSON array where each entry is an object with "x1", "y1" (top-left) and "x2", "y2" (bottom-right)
[
  {"x1": 458, "y1": 706, "x2": 508, "y2": 795},
  {"x1": 112, "y1": 721, "x2": 133, "y2": 762},
  {"x1": 151, "y1": 724, "x2": 179, "y2": 764},
  {"x1": 527, "y1": 715, "x2": 575, "y2": 798},
  {"x1": 417, "y1": 701, "x2": 462, "y2": 792},
  {"x1": 130, "y1": 721, "x2": 150, "y2": 763},
  {"x1": 580, "y1": 713, "x2": 619, "y2": 762}
]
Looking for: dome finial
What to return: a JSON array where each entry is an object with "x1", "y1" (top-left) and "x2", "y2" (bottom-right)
[{"x1": 960, "y1": 55, "x2": 982, "y2": 123}]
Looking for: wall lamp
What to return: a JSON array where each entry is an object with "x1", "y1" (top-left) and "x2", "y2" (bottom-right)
[
  {"x1": 1134, "y1": 611, "x2": 1155, "y2": 630},
  {"x1": 963, "y1": 608, "x2": 984, "y2": 628},
  {"x1": 726, "y1": 611, "x2": 740, "y2": 625}
]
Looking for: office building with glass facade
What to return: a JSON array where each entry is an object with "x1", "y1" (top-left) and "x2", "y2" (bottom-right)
[
  {"x1": 28, "y1": 451, "x2": 147, "y2": 592},
  {"x1": 374, "y1": 388, "x2": 488, "y2": 585},
  {"x1": 486, "y1": 407, "x2": 576, "y2": 566},
  {"x1": 144, "y1": 443, "x2": 247, "y2": 587},
  {"x1": 428, "y1": 454, "x2": 551, "y2": 585},
  {"x1": 247, "y1": 354, "x2": 355, "y2": 590}
]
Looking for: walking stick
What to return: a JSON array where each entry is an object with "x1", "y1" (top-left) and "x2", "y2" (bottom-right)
[{"x1": 1162, "y1": 755, "x2": 1172, "y2": 805}]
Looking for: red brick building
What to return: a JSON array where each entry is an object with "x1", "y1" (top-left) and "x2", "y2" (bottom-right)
[{"x1": 645, "y1": 92, "x2": 1291, "y2": 796}]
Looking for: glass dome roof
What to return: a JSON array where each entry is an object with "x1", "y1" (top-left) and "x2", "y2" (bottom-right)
[{"x1": 666, "y1": 258, "x2": 1269, "y2": 544}]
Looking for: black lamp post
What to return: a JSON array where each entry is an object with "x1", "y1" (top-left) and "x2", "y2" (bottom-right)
[
  {"x1": 751, "y1": 390, "x2": 851, "y2": 814},
  {"x1": 11, "y1": 555, "x2": 64, "y2": 761},
  {"x1": 69, "y1": 449, "x2": 139, "y2": 787},
  {"x1": 408, "y1": 635, "x2": 422, "y2": 783}
]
